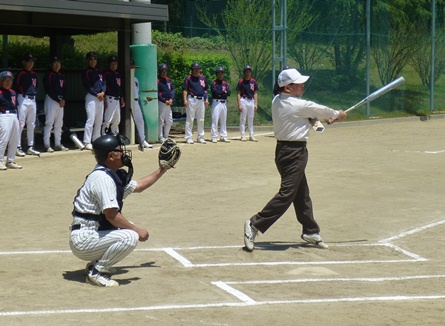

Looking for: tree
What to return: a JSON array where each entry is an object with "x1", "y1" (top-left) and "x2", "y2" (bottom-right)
[{"x1": 197, "y1": 0, "x2": 272, "y2": 84}]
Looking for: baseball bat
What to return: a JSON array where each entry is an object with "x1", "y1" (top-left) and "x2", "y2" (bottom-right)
[{"x1": 328, "y1": 76, "x2": 405, "y2": 124}]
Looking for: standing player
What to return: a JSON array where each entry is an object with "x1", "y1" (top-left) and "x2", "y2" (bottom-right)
[
  {"x1": 182, "y1": 62, "x2": 209, "y2": 144},
  {"x1": 15, "y1": 52, "x2": 40, "y2": 156},
  {"x1": 210, "y1": 66, "x2": 231, "y2": 143},
  {"x1": 236, "y1": 65, "x2": 259, "y2": 142},
  {"x1": 102, "y1": 55, "x2": 125, "y2": 135},
  {"x1": 273, "y1": 65, "x2": 290, "y2": 96},
  {"x1": 82, "y1": 51, "x2": 106, "y2": 150},
  {"x1": 157, "y1": 63, "x2": 174, "y2": 143},
  {"x1": 130, "y1": 59, "x2": 152, "y2": 149},
  {"x1": 69, "y1": 133, "x2": 168, "y2": 287},
  {"x1": 243, "y1": 68, "x2": 347, "y2": 251},
  {"x1": 0, "y1": 71, "x2": 22, "y2": 170},
  {"x1": 43, "y1": 55, "x2": 68, "y2": 152}
]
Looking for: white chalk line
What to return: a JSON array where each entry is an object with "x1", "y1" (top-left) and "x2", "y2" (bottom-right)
[
  {"x1": 392, "y1": 149, "x2": 445, "y2": 154},
  {"x1": 379, "y1": 219, "x2": 445, "y2": 243},
  {"x1": 222, "y1": 274, "x2": 445, "y2": 285},
  {"x1": 212, "y1": 281, "x2": 256, "y2": 304},
  {"x1": 2, "y1": 294, "x2": 445, "y2": 317}
]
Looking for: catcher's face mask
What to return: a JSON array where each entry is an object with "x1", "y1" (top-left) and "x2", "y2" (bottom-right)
[{"x1": 115, "y1": 134, "x2": 134, "y2": 184}]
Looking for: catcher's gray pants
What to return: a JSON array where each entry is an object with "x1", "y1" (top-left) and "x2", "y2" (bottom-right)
[
  {"x1": 250, "y1": 141, "x2": 320, "y2": 235},
  {"x1": 69, "y1": 227, "x2": 139, "y2": 274}
]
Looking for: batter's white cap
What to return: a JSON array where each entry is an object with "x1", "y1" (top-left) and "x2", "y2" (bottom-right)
[{"x1": 277, "y1": 68, "x2": 309, "y2": 87}]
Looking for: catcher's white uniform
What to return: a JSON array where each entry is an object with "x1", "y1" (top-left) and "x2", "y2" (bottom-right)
[{"x1": 69, "y1": 166, "x2": 138, "y2": 274}]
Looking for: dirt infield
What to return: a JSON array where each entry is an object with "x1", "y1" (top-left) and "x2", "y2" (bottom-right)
[{"x1": 1, "y1": 117, "x2": 445, "y2": 325}]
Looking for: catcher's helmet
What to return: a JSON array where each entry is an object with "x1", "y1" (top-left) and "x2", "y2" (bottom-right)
[{"x1": 92, "y1": 134, "x2": 132, "y2": 166}]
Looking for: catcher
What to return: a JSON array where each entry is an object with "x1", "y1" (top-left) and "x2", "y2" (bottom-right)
[{"x1": 69, "y1": 135, "x2": 180, "y2": 287}]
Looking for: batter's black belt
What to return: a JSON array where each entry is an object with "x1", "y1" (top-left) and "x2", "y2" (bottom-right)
[
  {"x1": 277, "y1": 140, "x2": 307, "y2": 147},
  {"x1": 189, "y1": 95, "x2": 204, "y2": 100},
  {"x1": 214, "y1": 99, "x2": 226, "y2": 103},
  {"x1": 107, "y1": 96, "x2": 120, "y2": 100}
]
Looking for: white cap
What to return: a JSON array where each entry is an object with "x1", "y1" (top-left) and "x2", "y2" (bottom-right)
[{"x1": 277, "y1": 68, "x2": 310, "y2": 87}]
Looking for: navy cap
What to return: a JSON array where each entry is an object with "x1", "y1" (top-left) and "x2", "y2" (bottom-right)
[
  {"x1": 243, "y1": 65, "x2": 252, "y2": 71},
  {"x1": 158, "y1": 63, "x2": 168, "y2": 71},
  {"x1": 85, "y1": 51, "x2": 98, "y2": 59},
  {"x1": 0, "y1": 71, "x2": 14, "y2": 79},
  {"x1": 108, "y1": 55, "x2": 118, "y2": 63},
  {"x1": 23, "y1": 53, "x2": 36, "y2": 62},
  {"x1": 50, "y1": 55, "x2": 61, "y2": 63},
  {"x1": 215, "y1": 66, "x2": 225, "y2": 73},
  {"x1": 283, "y1": 65, "x2": 291, "y2": 70},
  {"x1": 191, "y1": 62, "x2": 201, "y2": 69}
]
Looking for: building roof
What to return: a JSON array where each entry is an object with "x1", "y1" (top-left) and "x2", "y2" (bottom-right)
[{"x1": 0, "y1": 0, "x2": 169, "y2": 35}]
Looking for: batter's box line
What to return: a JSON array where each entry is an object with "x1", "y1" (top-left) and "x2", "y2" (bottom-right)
[
  {"x1": 212, "y1": 274, "x2": 445, "y2": 306},
  {"x1": 161, "y1": 242, "x2": 427, "y2": 268}
]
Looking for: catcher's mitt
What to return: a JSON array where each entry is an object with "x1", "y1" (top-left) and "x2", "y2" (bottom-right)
[{"x1": 159, "y1": 138, "x2": 181, "y2": 169}]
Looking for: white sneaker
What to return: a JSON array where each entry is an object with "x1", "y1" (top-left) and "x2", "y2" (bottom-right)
[
  {"x1": 240, "y1": 136, "x2": 247, "y2": 142},
  {"x1": 197, "y1": 137, "x2": 207, "y2": 144},
  {"x1": 301, "y1": 233, "x2": 329, "y2": 249},
  {"x1": 55, "y1": 145, "x2": 69, "y2": 151},
  {"x1": 159, "y1": 138, "x2": 166, "y2": 144},
  {"x1": 249, "y1": 136, "x2": 258, "y2": 142},
  {"x1": 46, "y1": 147, "x2": 55, "y2": 153},
  {"x1": 211, "y1": 138, "x2": 218, "y2": 143},
  {"x1": 220, "y1": 137, "x2": 231, "y2": 143},
  {"x1": 85, "y1": 261, "x2": 117, "y2": 275},
  {"x1": 143, "y1": 141, "x2": 153, "y2": 149},
  {"x1": 86, "y1": 270, "x2": 119, "y2": 287},
  {"x1": 7, "y1": 161, "x2": 22, "y2": 169},
  {"x1": 84, "y1": 143, "x2": 93, "y2": 150},
  {"x1": 16, "y1": 148, "x2": 26, "y2": 157},
  {"x1": 244, "y1": 219, "x2": 258, "y2": 251},
  {"x1": 186, "y1": 138, "x2": 194, "y2": 144},
  {"x1": 0, "y1": 162, "x2": 7, "y2": 170},
  {"x1": 27, "y1": 147, "x2": 41, "y2": 156}
]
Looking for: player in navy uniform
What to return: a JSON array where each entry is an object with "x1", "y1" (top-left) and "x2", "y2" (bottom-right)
[
  {"x1": 43, "y1": 55, "x2": 68, "y2": 152},
  {"x1": 182, "y1": 62, "x2": 209, "y2": 144},
  {"x1": 82, "y1": 51, "x2": 106, "y2": 150},
  {"x1": 236, "y1": 65, "x2": 259, "y2": 142},
  {"x1": 0, "y1": 71, "x2": 22, "y2": 170},
  {"x1": 157, "y1": 63, "x2": 175, "y2": 142},
  {"x1": 102, "y1": 55, "x2": 125, "y2": 135},
  {"x1": 210, "y1": 66, "x2": 231, "y2": 143},
  {"x1": 15, "y1": 52, "x2": 40, "y2": 156}
]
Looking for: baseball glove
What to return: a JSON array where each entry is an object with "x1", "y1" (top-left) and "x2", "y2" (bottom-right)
[{"x1": 159, "y1": 138, "x2": 181, "y2": 169}]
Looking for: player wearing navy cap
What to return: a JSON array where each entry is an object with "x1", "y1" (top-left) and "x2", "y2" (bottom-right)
[
  {"x1": 15, "y1": 52, "x2": 40, "y2": 156},
  {"x1": 82, "y1": 51, "x2": 106, "y2": 150},
  {"x1": 43, "y1": 55, "x2": 68, "y2": 152},
  {"x1": 182, "y1": 62, "x2": 209, "y2": 144},
  {"x1": 0, "y1": 71, "x2": 22, "y2": 170},
  {"x1": 236, "y1": 65, "x2": 259, "y2": 142},
  {"x1": 102, "y1": 55, "x2": 125, "y2": 135},
  {"x1": 210, "y1": 66, "x2": 231, "y2": 143},
  {"x1": 157, "y1": 63, "x2": 175, "y2": 142}
]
